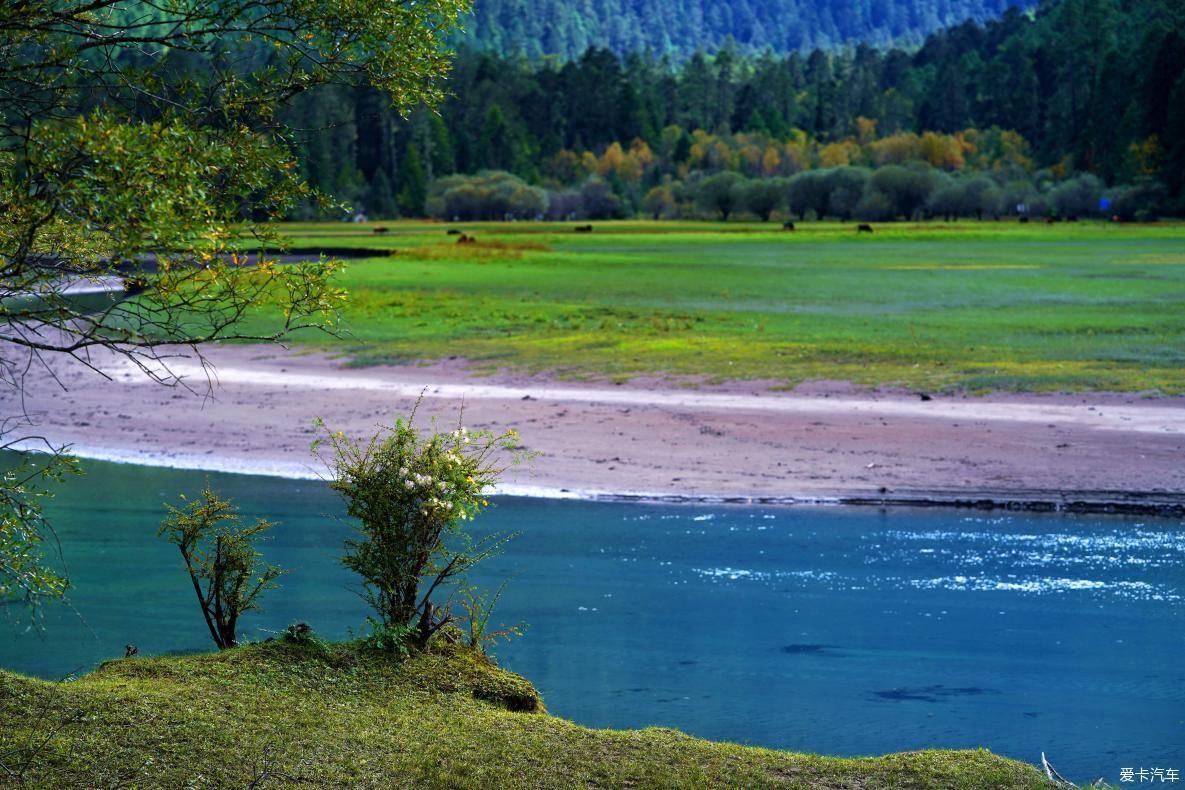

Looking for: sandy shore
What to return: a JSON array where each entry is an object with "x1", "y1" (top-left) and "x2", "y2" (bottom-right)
[{"x1": 12, "y1": 343, "x2": 1185, "y2": 512}]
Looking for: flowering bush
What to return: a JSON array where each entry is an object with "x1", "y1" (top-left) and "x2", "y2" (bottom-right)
[{"x1": 315, "y1": 410, "x2": 522, "y2": 646}]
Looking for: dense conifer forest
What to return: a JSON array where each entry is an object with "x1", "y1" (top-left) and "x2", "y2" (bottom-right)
[
  {"x1": 452, "y1": 0, "x2": 1037, "y2": 59},
  {"x1": 285, "y1": 0, "x2": 1184, "y2": 220}
]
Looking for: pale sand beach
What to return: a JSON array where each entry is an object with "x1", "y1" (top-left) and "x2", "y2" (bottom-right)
[{"x1": 13, "y1": 343, "x2": 1185, "y2": 510}]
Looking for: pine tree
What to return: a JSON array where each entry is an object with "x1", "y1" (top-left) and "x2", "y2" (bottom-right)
[
  {"x1": 397, "y1": 142, "x2": 429, "y2": 217},
  {"x1": 369, "y1": 168, "x2": 398, "y2": 218}
]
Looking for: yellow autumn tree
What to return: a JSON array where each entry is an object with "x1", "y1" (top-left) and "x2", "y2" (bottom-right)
[
  {"x1": 820, "y1": 139, "x2": 860, "y2": 167},
  {"x1": 869, "y1": 132, "x2": 923, "y2": 166},
  {"x1": 920, "y1": 132, "x2": 965, "y2": 171},
  {"x1": 761, "y1": 144, "x2": 783, "y2": 176},
  {"x1": 854, "y1": 116, "x2": 879, "y2": 146}
]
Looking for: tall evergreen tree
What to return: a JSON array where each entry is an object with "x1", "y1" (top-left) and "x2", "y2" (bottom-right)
[{"x1": 397, "y1": 143, "x2": 429, "y2": 216}]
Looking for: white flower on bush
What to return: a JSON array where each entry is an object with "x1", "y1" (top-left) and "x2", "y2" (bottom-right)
[{"x1": 315, "y1": 408, "x2": 531, "y2": 636}]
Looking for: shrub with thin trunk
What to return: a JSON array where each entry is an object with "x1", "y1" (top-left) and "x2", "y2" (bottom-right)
[
  {"x1": 696, "y1": 171, "x2": 746, "y2": 220},
  {"x1": 316, "y1": 410, "x2": 523, "y2": 648},
  {"x1": 741, "y1": 178, "x2": 786, "y2": 221},
  {"x1": 158, "y1": 487, "x2": 284, "y2": 650}
]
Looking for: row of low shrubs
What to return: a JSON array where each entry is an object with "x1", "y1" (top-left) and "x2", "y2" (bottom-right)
[{"x1": 422, "y1": 167, "x2": 1171, "y2": 223}]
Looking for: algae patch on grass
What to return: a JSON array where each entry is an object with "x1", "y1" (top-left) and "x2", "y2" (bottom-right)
[{"x1": 0, "y1": 640, "x2": 1053, "y2": 788}]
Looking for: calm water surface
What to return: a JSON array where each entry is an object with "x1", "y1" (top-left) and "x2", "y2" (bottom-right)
[{"x1": 3, "y1": 459, "x2": 1182, "y2": 784}]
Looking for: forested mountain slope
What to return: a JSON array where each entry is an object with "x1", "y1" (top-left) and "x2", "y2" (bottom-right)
[
  {"x1": 283, "y1": 0, "x2": 1185, "y2": 219},
  {"x1": 453, "y1": 0, "x2": 1037, "y2": 59}
]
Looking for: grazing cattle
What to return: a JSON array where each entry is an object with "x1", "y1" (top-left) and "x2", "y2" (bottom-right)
[
  {"x1": 1019, "y1": 216, "x2": 1030, "y2": 223},
  {"x1": 373, "y1": 226, "x2": 389, "y2": 234},
  {"x1": 447, "y1": 229, "x2": 461, "y2": 235},
  {"x1": 782, "y1": 220, "x2": 795, "y2": 231},
  {"x1": 857, "y1": 224, "x2": 874, "y2": 233},
  {"x1": 457, "y1": 233, "x2": 476, "y2": 244},
  {"x1": 574, "y1": 224, "x2": 593, "y2": 232}
]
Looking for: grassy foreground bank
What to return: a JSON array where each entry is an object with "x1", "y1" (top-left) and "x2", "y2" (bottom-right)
[
  {"x1": 0, "y1": 640, "x2": 1052, "y2": 788},
  {"x1": 241, "y1": 219, "x2": 1185, "y2": 394}
]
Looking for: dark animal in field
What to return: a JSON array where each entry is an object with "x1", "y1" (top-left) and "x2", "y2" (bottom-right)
[
  {"x1": 447, "y1": 229, "x2": 461, "y2": 235},
  {"x1": 1045, "y1": 216, "x2": 1057, "y2": 224},
  {"x1": 457, "y1": 233, "x2": 476, "y2": 244},
  {"x1": 782, "y1": 220, "x2": 795, "y2": 231},
  {"x1": 373, "y1": 226, "x2": 389, "y2": 234},
  {"x1": 574, "y1": 224, "x2": 593, "y2": 232},
  {"x1": 1019, "y1": 216, "x2": 1030, "y2": 223},
  {"x1": 857, "y1": 224, "x2": 874, "y2": 233}
]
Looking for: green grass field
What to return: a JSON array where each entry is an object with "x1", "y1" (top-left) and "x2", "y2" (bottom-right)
[
  {"x1": 254, "y1": 220, "x2": 1185, "y2": 393},
  {"x1": 0, "y1": 640, "x2": 1052, "y2": 788}
]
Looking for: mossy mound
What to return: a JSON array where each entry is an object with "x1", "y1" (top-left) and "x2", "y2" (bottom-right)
[{"x1": 0, "y1": 640, "x2": 1053, "y2": 787}]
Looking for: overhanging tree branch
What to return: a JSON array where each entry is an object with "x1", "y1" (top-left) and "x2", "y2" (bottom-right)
[{"x1": 1, "y1": 0, "x2": 469, "y2": 604}]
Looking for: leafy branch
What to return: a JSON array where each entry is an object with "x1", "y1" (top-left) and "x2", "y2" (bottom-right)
[{"x1": 158, "y1": 486, "x2": 284, "y2": 650}]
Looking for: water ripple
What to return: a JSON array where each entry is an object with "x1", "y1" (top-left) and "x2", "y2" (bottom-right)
[
  {"x1": 907, "y1": 575, "x2": 1178, "y2": 601},
  {"x1": 688, "y1": 565, "x2": 1180, "y2": 602}
]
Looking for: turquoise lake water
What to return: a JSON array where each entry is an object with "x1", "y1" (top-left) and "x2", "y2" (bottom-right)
[{"x1": 3, "y1": 458, "x2": 1183, "y2": 784}]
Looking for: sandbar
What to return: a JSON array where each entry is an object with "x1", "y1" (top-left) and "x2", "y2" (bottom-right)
[{"x1": 13, "y1": 343, "x2": 1185, "y2": 514}]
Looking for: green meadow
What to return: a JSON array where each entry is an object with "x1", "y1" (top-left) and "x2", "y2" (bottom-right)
[{"x1": 259, "y1": 220, "x2": 1185, "y2": 393}]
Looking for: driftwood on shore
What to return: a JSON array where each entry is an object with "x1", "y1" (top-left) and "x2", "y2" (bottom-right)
[{"x1": 1040, "y1": 752, "x2": 1077, "y2": 788}]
